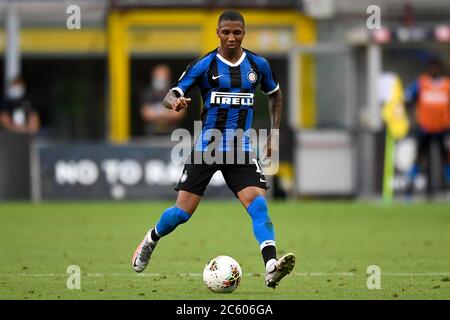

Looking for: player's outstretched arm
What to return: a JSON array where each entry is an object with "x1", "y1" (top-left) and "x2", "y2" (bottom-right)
[{"x1": 163, "y1": 90, "x2": 191, "y2": 112}]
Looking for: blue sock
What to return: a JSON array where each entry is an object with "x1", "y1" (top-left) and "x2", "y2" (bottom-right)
[
  {"x1": 246, "y1": 196, "x2": 275, "y2": 249},
  {"x1": 446, "y1": 165, "x2": 450, "y2": 184},
  {"x1": 407, "y1": 164, "x2": 420, "y2": 181},
  {"x1": 155, "y1": 207, "x2": 191, "y2": 237}
]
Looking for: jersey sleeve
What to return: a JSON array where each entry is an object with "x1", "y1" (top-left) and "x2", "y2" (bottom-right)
[
  {"x1": 170, "y1": 59, "x2": 205, "y2": 97},
  {"x1": 260, "y1": 58, "x2": 279, "y2": 95}
]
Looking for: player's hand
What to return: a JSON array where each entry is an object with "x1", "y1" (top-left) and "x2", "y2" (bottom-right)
[{"x1": 171, "y1": 97, "x2": 191, "y2": 112}]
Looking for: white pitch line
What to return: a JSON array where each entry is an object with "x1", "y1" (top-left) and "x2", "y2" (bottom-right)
[
  {"x1": 296, "y1": 272, "x2": 356, "y2": 276},
  {"x1": 382, "y1": 272, "x2": 450, "y2": 276},
  {"x1": 1, "y1": 272, "x2": 450, "y2": 277}
]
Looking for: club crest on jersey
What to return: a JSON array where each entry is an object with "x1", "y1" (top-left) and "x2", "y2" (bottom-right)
[
  {"x1": 210, "y1": 92, "x2": 254, "y2": 106},
  {"x1": 247, "y1": 71, "x2": 257, "y2": 83}
]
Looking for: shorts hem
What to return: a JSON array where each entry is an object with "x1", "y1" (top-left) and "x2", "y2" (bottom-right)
[
  {"x1": 230, "y1": 184, "x2": 269, "y2": 197},
  {"x1": 174, "y1": 186, "x2": 205, "y2": 197}
]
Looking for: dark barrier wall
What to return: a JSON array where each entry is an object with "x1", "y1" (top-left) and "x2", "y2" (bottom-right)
[
  {"x1": 0, "y1": 132, "x2": 32, "y2": 200},
  {"x1": 32, "y1": 141, "x2": 233, "y2": 201}
]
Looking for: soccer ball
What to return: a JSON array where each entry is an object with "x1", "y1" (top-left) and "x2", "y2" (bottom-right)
[{"x1": 203, "y1": 255, "x2": 242, "y2": 293}]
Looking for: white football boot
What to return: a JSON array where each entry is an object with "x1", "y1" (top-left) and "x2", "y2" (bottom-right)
[
  {"x1": 265, "y1": 253, "x2": 295, "y2": 288},
  {"x1": 132, "y1": 230, "x2": 158, "y2": 273}
]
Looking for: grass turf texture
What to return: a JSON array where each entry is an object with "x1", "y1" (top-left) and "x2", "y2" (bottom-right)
[{"x1": 0, "y1": 201, "x2": 449, "y2": 300}]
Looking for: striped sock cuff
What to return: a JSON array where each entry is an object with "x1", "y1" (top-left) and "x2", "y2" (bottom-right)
[{"x1": 260, "y1": 240, "x2": 276, "y2": 251}]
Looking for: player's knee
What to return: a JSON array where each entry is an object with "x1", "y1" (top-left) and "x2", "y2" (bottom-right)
[
  {"x1": 175, "y1": 191, "x2": 200, "y2": 214},
  {"x1": 246, "y1": 195, "x2": 270, "y2": 222}
]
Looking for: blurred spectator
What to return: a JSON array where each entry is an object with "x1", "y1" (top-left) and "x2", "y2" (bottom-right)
[
  {"x1": 140, "y1": 64, "x2": 185, "y2": 135},
  {"x1": 0, "y1": 77, "x2": 40, "y2": 135},
  {"x1": 404, "y1": 57, "x2": 450, "y2": 195}
]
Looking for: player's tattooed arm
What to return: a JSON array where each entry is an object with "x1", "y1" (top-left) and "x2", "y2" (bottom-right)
[
  {"x1": 264, "y1": 89, "x2": 282, "y2": 158},
  {"x1": 268, "y1": 89, "x2": 282, "y2": 131},
  {"x1": 163, "y1": 90, "x2": 192, "y2": 112}
]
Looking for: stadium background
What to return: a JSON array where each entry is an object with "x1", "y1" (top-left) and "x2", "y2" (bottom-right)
[{"x1": 0, "y1": 0, "x2": 449, "y2": 300}]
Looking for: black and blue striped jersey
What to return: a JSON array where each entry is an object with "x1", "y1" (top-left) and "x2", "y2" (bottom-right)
[{"x1": 171, "y1": 48, "x2": 279, "y2": 152}]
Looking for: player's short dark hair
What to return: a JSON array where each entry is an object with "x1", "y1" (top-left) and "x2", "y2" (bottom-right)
[{"x1": 218, "y1": 10, "x2": 245, "y2": 27}]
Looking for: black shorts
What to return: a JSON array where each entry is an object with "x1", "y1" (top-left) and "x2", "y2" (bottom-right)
[
  {"x1": 175, "y1": 151, "x2": 268, "y2": 196},
  {"x1": 416, "y1": 130, "x2": 449, "y2": 161}
]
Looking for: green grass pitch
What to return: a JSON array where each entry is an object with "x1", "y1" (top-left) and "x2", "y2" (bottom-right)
[{"x1": 0, "y1": 201, "x2": 449, "y2": 300}]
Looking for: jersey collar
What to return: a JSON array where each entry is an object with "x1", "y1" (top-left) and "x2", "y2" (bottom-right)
[{"x1": 216, "y1": 50, "x2": 247, "y2": 67}]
